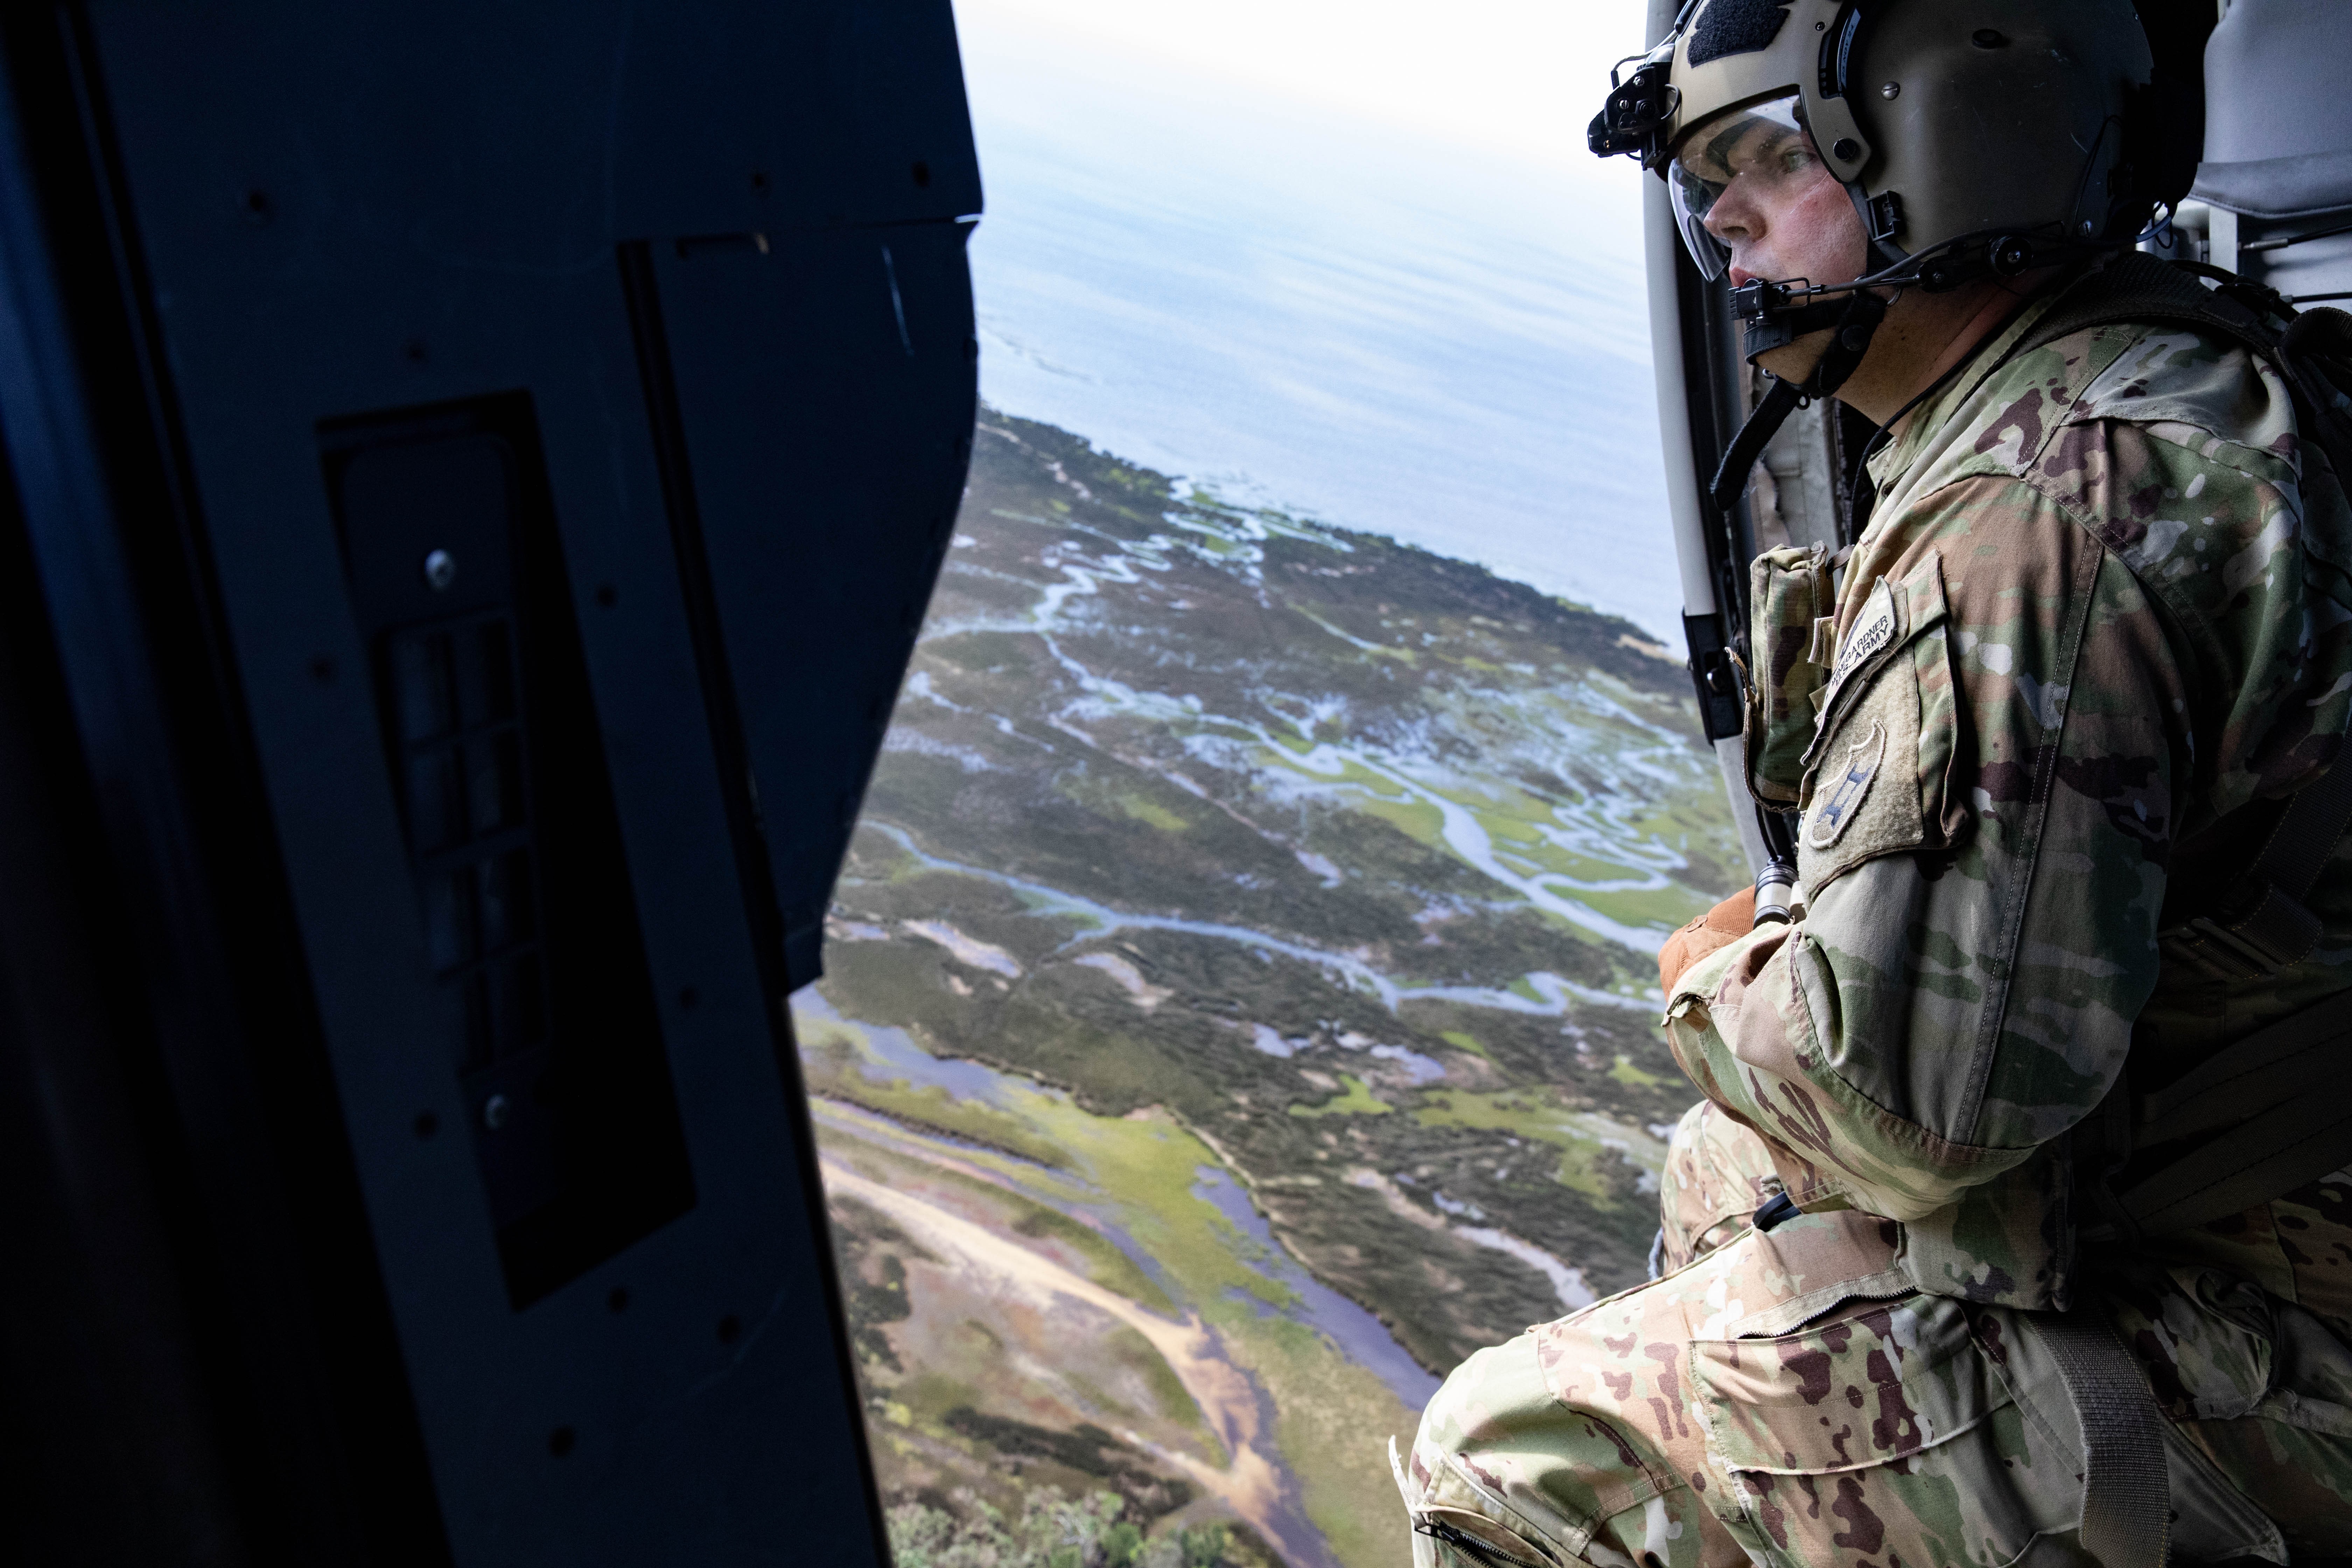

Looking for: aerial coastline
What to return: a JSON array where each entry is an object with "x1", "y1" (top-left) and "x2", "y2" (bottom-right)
[{"x1": 811, "y1": 407, "x2": 1740, "y2": 1567}]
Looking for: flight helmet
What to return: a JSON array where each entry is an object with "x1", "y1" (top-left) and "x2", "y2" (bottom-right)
[{"x1": 1592, "y1": 0, "x2": 2174, "y2": 331}]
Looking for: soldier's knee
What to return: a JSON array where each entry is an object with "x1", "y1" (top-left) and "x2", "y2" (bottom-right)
[
  {"x1": 1396, "y1": 1334, "x2": 1576, "y2": 1567},
  {"x1": 1657, "y1": 1099, "x2": 1784, "y2": 1273},
  {"x1": 1401, "y1": 1280, "x2": 1731, "y2": 1566}
]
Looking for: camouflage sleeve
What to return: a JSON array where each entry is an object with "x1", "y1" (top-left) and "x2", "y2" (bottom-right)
[
  {"x1": 2071, "y1": 324, "x2": 2352, "y2": 827},
  {"x1": 1665, "y1": 471, "x2": 2183, "y2": 1222},
  {"x1": 1682, "y1": 445, "x2": 2280, "y2": 1225},
  {"x1": 1666, "y1": 316, "x2": 2352, "y2": 1248}
]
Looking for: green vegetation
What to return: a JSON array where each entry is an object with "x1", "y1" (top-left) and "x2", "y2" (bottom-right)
[
  {"x1": 887, "y1": 1489, "x2": 1269, "y2": 1568},
  {"x1": 824, "y1": 1113, "x2": 1182, "y2": 1319},
  {"x1": 1119, "y1": 796, "x2": 1191, "y2": 832},
  {"x1": 830, "y1": 1194, "x2": 923, "y2": 1373},
  {"x1": 1609, "y1": 1054, "x2": 1669, "y2": 1088},
  {"x1": 1287, "y1": 1076, "x2": 1393, "y2": 1119},
  {"x1": 1409, "y1": 1089, "x2": 1659, "y2": 1205},
  {"x1": 800, "y1": 1013, "x2": 1072, "y2": 1170},
  {"x1": 940, "y1": 1411, "x2": 1195, "y2": 1520}
]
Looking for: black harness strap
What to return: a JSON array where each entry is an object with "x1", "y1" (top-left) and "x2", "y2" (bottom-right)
[
  {"x1": 2135, "y1": 992, "x2": 2352, "y2": 1148},
  {"x1": 1707, "y1": 376, "x2": 1802, "y2": 517},
  {"x1": 2125, "y1": 1072, "x2": 2352, "y2": 1236},
  {"x1": 2168, "y1": 747, "x2": 2352, "y2": 978},
  {"x1": 2038, "y1": 1310, "x2": 2172, "y2": 1568},
  {"x1": 2078, "y1": 992, "x2": 2352, "y2": 1244},
  {"x1": 1707, "y1": 290, "x2": 1888, "y2": 516}
]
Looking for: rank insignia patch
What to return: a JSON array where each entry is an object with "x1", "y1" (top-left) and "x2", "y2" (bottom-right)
[{"x1": 1806, "y1": 720, "x2": 1887, "y2": 849}]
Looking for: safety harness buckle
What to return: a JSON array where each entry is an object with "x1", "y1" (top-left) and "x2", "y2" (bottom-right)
[{"x1": 2160, "y1": 878, "x2": 2324, "y2": 980}]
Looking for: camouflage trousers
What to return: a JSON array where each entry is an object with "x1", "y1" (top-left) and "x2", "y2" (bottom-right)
[{"x1": 1395, "y1": 1104, "x2": 2352, "y2": 1567}]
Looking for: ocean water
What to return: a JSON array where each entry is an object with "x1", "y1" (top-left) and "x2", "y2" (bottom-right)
[{"x1": 957, "y1": 24, "x2": 1685, "y2": 643}]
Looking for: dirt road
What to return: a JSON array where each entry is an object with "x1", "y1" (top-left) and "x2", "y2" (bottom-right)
[{"x1": 820, "y1": 1157, "x2": 1334, "y2": 1566}]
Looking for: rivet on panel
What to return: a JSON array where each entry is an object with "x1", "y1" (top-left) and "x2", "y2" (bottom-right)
[{"x1": 422, "y1": 549, "x2": 457, "y2": 592}]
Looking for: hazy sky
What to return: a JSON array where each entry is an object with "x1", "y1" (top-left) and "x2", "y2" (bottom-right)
[
  {"x1": 945, "y1": 0, "x2": 1687, "y2": 638},
  {"x1": 954, "y1": 0, "x2": 1654, "y2": 173}
]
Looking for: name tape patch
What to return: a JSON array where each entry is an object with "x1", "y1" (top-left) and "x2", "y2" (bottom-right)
[
  {"x1": 1804, "y1": 580, "x2": 1903, "y2": 767},
  {"x1": 1830, "y1": 580, "x2": 1898, "y2": 688}
]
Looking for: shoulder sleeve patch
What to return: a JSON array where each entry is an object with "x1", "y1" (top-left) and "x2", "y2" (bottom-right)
[
  {"x1": 1799, "y1": 653, "x2": 1926, "y2": 892},
  {"x1": 1803, "y1": 555, "x2": 1947, "y2": 778},
  {"x1": 1798, "y1": 555, "x2": 1949, "y2": 894}
]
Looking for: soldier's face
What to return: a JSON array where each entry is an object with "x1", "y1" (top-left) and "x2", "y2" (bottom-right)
[
  {"x1": 1699, "y1": 138, "x2": 1859, "y2": 288},
  {"x1": 1670, "y1": 100, "x2": 1868, "y2": 377}
]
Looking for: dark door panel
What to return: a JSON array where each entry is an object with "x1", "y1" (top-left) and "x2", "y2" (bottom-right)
[
  {"x1": 640, "y1": 222, "x2": 976, "y2": 985},
  {"x1": 0, "y1": 0, "x2": 978, "y2": 1559}
]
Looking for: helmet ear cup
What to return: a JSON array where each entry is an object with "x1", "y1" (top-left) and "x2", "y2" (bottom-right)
[{"x1": 1845, "y1": 0, "x2": 2155, "y2": 261}]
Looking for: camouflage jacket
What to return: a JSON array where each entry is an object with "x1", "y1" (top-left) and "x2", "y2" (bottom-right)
[{"x1": 1667, "y1": 282, "x2": 2352, "y2": 1311}]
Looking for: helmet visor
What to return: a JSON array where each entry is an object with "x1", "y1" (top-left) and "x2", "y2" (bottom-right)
[{"x1": 1667, "y1": 95, "x2": 1834, "y2": 280}]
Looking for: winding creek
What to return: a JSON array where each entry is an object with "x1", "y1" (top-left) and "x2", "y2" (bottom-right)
[
  {"x1": 917, "y1": 487, "x2": 1712, "y2": 965},
  {"x1": 853, "y1": 819, "x2": 1659, "y2": 1019},
  {"x1": 801, "y1": 991, "x2": 1446, "y2": 1408}
]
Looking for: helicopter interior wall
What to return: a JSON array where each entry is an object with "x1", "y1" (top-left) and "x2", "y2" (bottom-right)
[
  {"x1": 2237, "y1": 230, "x2": 2352, "y2": 303},
  {"x1": 0, "y1": 0, "x2": 978, "y2": 1560},
  {"x1": 0, "y1": 448, "x2": 259, "y2": 1561},
  {"x1": 632, "y1": 224, "x2": 976, "y2": 992}
]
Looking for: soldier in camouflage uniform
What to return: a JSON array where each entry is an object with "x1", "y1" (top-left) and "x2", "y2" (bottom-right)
[{"x1": 1395, "y1": 2, "x2": 2352, "y2": 1564}]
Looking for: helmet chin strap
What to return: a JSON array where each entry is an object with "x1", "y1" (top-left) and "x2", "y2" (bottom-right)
[
  {"x1": 1708, "y1": 286, "x2": 1886, "y2": 912},
  {"x1": 1706, "y1": 288, "x2": 1887, "y2": 515}
]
